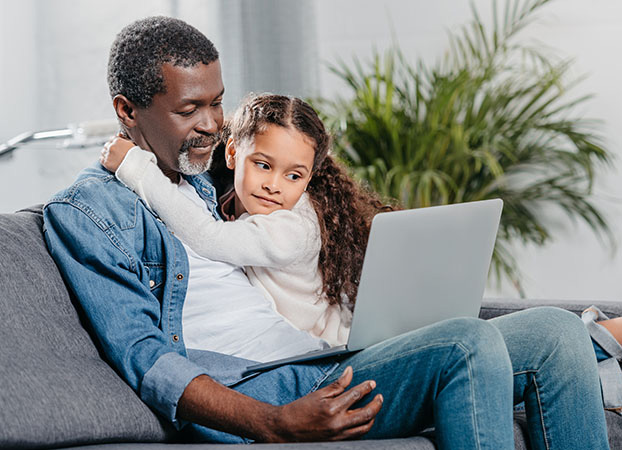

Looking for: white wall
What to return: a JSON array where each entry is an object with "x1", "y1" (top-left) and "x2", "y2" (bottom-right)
[
  {"x1": 0, "y1": 0, "x2": 178, "y2": 212},
  {"x1": 1, "y1": 0, "x2": 621, "y2": 300}
]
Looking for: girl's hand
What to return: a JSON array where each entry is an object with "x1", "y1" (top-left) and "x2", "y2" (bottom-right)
[{"x1": 100, "y1": 135, "x2": 136, "y2": 172}]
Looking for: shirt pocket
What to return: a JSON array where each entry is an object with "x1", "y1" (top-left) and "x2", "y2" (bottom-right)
[{"x1": 144, "y1": 263, "x2": 165, "y2": 299}]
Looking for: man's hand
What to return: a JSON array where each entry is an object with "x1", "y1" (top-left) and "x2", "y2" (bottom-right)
[
  {"x1": 100, "y1": 134, "x2": 137, "y2": 172},
  {"x1": 178, "y1": 366, "x2": 383, "y2": 443},
  {"x1": 266, "y1": 366, "x2": 383, "y2": 442}
]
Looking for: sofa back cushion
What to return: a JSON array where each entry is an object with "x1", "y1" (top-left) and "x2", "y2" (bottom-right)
[{"x1": 0, "y1": 206, "x2": 177, "y2": 448}]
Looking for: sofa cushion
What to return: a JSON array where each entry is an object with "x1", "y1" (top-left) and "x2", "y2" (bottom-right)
[
  {"x1": 0, "y1": 207, "x2": 177, "y2": 449},
  {"x1": 63, "y1": 437, "x2": 437, "y2": 449},
  {"x1": 480, "y1": 298, "x2": 622, "y2": 320}
]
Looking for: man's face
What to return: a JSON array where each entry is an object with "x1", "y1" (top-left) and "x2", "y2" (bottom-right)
[{"x1": 130, "y1": 61, "x2": 225, "y2": 181}]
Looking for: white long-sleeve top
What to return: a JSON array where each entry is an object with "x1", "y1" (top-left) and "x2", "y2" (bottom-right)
[{"x1": 115, "y1": 146, "x2": 351, "y2": 346}]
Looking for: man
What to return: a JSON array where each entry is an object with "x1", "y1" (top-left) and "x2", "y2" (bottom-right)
[{"x1": 43, "y1": 16, "x2": 610, "y2": 448}]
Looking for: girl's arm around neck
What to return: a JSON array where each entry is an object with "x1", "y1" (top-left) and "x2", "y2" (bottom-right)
[{"x1": 115, "y1": 147, "x2": 317, "y2": 268}]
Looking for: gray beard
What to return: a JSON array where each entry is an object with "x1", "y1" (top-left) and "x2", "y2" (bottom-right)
[{"x1": 177, "y1": 149, "x2": 213, "y2": 175}]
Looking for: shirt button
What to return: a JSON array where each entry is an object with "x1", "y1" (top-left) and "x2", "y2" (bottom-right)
[
  {"x1": 149, "y1": 280, "x2": 155, "y2": 288},
  {"x1": 172, "y1": 334, "x2": 180, "y2": 343},
  {"x1": 176, "y1": 273, "x2": 184, "y2": 281}
]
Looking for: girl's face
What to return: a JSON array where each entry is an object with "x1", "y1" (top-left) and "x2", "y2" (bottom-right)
[{"x1": 226, "y1": 124, "x2": 315, "y2": 216}]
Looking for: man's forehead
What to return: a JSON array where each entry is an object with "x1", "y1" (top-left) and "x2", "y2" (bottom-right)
[{"x1": 159, "y1": 61, "x2": 224, "y2": 103}]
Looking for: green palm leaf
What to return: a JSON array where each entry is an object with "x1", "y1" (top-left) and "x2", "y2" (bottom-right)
[{"x1": 311, "y1": 0, "x2": 612, "y2": 294}]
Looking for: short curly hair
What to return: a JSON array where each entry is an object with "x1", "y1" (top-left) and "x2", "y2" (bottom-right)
[{"x1": 107, "y1": 16, "x2": 219, "y2": 108}]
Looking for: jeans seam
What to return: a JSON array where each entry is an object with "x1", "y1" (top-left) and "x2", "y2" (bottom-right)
[
  {"x1": 458, "y1": 342, "x2": 481, "y2": 450},
  {"x1": 514, "y1": 369, "x2": 550, "y2": 450},
  {"x1": 532, "y1": 375, "x2": 550, "y2": 450},
  {"x1": 310, "y1": 362, "x2": 340, "y2": 392},
  {"x1": 515, "y1": 332, "x2": 564, "y2": 450}
]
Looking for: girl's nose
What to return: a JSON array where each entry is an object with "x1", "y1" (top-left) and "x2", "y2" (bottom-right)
[{"x1": 263, "y1": 177, "x2": 281, "y2": 193}]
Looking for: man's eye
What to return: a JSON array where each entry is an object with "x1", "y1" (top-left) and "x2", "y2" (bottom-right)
[
  {"x1": 211, "y1": 100, "x2": 223, "y2": 108},
  {"x1": 255, "y1": 162, "x2": 270, "y2": 170},
  {"x1": 286, "y1": 173, "x2": 301, "y2": 181},
  {"x1": 177, "y1": 109, "x2": 196, "y2": 116}
]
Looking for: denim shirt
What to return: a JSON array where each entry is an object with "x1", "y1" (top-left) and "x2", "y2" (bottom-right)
[{"x1": 42, "y1": 162, "x2": 334, "y2": 430}]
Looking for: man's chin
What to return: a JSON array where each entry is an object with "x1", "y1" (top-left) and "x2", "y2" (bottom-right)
[{"x1": 178, "y1": 150, "x2": 213, "y2": 175}]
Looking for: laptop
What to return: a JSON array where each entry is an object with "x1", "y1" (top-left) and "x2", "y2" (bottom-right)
[{"x1": 242, "y1": 198, "x2": 503, "y2": 376}]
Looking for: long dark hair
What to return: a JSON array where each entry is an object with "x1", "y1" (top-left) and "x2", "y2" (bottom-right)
[{"x1": 211, "y1": 94, "x2": 394, "y2": 309}]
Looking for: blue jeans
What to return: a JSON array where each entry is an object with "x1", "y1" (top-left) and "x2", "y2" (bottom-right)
[
  {"x1": 189, "y1": 307, "x2": 609, "y2": 448},
  {"x1": 318, "y1": 307, "x2": 609, "y2": 450}
]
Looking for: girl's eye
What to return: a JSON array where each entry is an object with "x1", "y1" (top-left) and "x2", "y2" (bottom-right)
[
  {"x1": 286, "y1": 173, "x2": 301, "y2": 181},
  {"x1": 255, "y1": 162, "x2": 270, "y2": 170}
]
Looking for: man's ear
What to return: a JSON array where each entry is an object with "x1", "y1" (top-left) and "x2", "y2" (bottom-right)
[
  {"x1": 112, "y1": 94, "x2": 138, "y2": 128},
  {"x1": 225, "y1": 137, "x2": 236, "y2": 169}
]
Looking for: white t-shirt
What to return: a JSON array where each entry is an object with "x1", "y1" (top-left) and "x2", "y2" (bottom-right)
[{"x1": 177, "y1": 179, "x2": 328, "y2": 362}]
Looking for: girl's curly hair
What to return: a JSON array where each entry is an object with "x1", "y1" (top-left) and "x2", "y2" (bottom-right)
[
  {"x1": 211, "y1": 93, "x2": 394, "y2": 309},
  {"x1": 308, "y1": 156, "x2": 394, "y2": 309}
]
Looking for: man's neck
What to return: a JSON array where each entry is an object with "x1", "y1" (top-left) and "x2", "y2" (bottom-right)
[
  {"x1": 234, "y1": 195, "x2": 247, "y2": 218},
  {"x1": 218, "y1": 188, "x2": 237, "y2": 221},
  {"x1": 162, "y1": 169, "x2": 181, "y2": 184}
]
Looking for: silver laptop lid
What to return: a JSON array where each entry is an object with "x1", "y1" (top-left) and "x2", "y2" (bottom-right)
[{"x1": 347, "y1": 199, "x2": 503, "y2": 350}]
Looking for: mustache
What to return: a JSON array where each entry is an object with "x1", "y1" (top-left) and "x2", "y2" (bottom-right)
[{"x1": 180, "y1": 133, "x2": 221, "y2": 153}]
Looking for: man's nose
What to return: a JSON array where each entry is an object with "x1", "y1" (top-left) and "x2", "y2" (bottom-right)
[{"x1": 195, "y1": 109, "x2": 218, "y2": 135}]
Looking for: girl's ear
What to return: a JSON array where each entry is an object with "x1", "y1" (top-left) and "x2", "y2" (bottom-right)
[
  {"x1": 112, "y1": 94, "x2": 138, "y2": 128},
  {"x1": 225, "y1": 137, "x2": 236, "y2": 169}
]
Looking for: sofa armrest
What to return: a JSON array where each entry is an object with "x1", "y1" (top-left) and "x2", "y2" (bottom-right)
[{"x1": 480, "y1": 298, "x2": 622, "y2": 321}]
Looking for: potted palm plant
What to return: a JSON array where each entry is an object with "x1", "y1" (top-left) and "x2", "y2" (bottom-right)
[{"x1": 313, "y1": 0, "x2": 612, "y2": 295}]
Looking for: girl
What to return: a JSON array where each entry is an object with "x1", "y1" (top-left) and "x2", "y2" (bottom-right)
[{"x1": 101, "y1": 93, "x2": 392, "y2": 346}]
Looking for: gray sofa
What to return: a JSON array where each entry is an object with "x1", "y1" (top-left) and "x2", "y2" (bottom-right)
[{"x1": 1, "y1": 205, "x2": 621, "y2": 449}]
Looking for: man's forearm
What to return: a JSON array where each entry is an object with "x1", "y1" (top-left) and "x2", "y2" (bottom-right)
[
  {"x1": 177, "y1": 367, "x2": 383, "y2": 443},
  {"x1": 177, "y1": 374, "x2": 281, "y2": 441}
]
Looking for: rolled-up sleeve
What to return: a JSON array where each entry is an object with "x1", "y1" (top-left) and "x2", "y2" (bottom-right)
[{"x1": 141, "y1": 352, "x2": 210, "y2": 426}]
